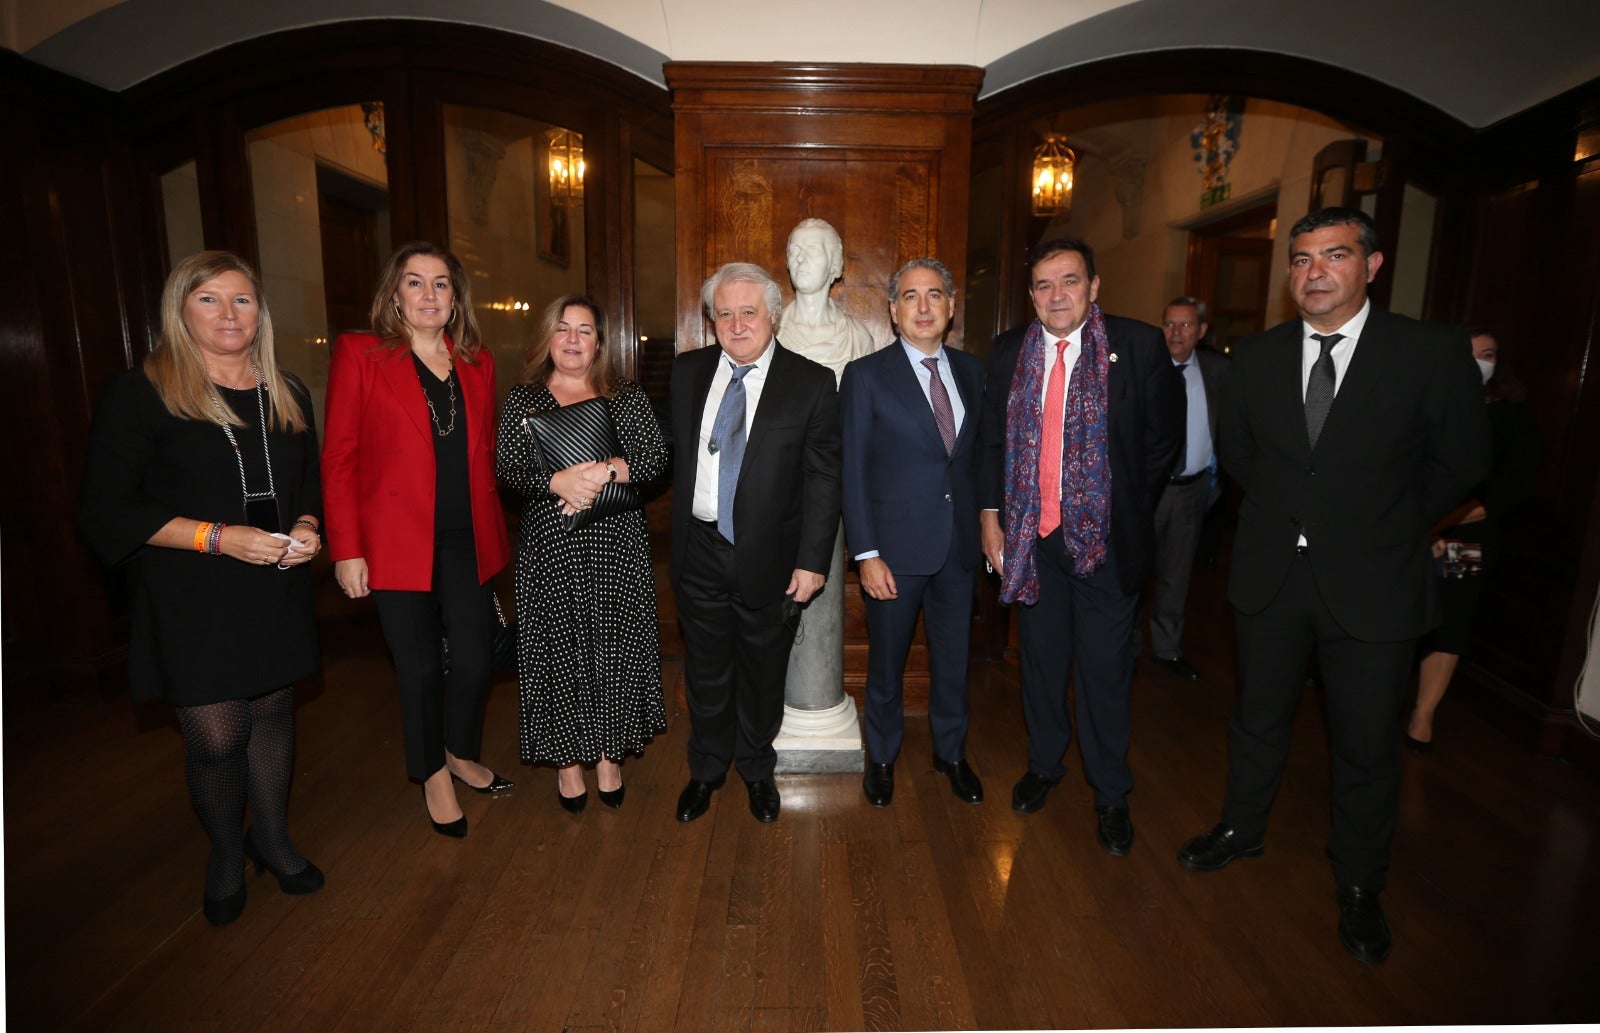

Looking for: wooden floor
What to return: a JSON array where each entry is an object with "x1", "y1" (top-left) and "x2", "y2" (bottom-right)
[{"x1": 7, "y1": 557, "x2": 1600, "y2": 1031}]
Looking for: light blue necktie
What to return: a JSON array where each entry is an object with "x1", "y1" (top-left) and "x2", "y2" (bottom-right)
[{"x1": 711, "y1": 363, "x2": 753, "y2": 543}]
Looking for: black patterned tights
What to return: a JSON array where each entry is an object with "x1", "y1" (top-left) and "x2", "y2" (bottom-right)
[{"x1": 175, "y1": 686, "x2": 308, "y2": 900}]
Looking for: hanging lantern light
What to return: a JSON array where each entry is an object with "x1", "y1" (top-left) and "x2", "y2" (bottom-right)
[
  {"x1": 547, "y1": 128, "x2": 585, "y2": 207},
  {"x1": 1031, "y1": 133, "x2": 1076, "y2": 217}
]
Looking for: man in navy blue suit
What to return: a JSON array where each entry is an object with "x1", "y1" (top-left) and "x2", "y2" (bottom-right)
[{"x1": 840, "y1": 258, "x2": 986, "y2": 807}]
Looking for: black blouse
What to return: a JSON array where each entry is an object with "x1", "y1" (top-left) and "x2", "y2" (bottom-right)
[
  {"x1": 78, "y1": 370, "x2": 322, "y2": 705},
  {"x1": 414, "y1": 354, "x2": 473, "y2": 535}
]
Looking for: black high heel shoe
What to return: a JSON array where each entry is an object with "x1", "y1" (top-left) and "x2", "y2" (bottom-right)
[
  {"x1": 203, "y1": 883, "x2": 247, "y2": 927},
  {"x1": 423, "y1": 786, "x2": 468, "y2": 838},
  {"x1": 243, "y1": 830, "x2": 325, "y2": 894},
  {"x1": 597, "y1": 776, "x2": 625, "y2": 809},
  {"x1": 558, "y1": 788, "x2": 588, "y2": 814},
  {"x1": 452, "y1": 771, "x2": 515, "y2": 794}
]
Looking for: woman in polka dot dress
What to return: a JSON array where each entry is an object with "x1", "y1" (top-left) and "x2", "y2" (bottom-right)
[{"x1": 497, "y1": 294, "x2": 667, "y2": 812}]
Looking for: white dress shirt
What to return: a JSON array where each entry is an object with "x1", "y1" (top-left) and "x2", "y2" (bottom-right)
[
  {"x1": 691, "y1": 342, "x2": 776, "y2": 523},
  {"x1": 1297, "y1": 299, "x2": 1371, "y2": 546}
]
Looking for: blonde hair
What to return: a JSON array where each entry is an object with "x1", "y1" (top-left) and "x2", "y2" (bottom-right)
[
  {"x1": 144, "y1": 250, "x2": 307, "y2": 432},
  {"x1": 368, "y1": 241, "x2": 483, "y2": 361},
  {"x1": 522, "y1": 294, "x2": 619, "y2": 397}
]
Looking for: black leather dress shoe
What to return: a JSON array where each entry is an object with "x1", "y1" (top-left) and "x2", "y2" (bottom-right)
[
  {"x1": 675, "y1": 776, "x2": 725, "y2": 823},
  {"x1": 1153, "y1": 655, "x2": 1202, "y2": 681},
  {"x1": 1336, "y1": 886, "x2": 1391, "y2": 964},
  {"x1": 746, "y1": 778, "x2": 781, "y2": 823},
  {"x1": 454, "y1": 771, "x2": 515, "y2": 794},
  {"x1": 933, "y1": 756, "x2": 984, "y2": 803},
  {"x1": 1011, "y1": 771, "x2": 1059, "y2": 814},
  {"x1": 1177, "y1": 822, "x2": 1263, "y2": 871},
  {"x1": 1095, "y1": 806, "x2": 1134, "y2": 856},
  {"x1": 863, "y1": 763, "x2": 894, "y2": 807}
]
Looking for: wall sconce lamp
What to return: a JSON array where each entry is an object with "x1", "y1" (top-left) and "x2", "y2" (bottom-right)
[
  {"x1": 547, "y1": 129, "x2": 585, "y2": 207},
  {"x1": 1032, "y1": 133, "x2": 1075, "y2": 217}
]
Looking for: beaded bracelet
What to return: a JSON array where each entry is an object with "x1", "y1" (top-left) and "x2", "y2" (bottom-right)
[
  {"x1": 193, "y1": 521, "x2": 214, "y2": 553},
  {"x1": 293, "y1": 518, "x2": 320, "y2": 534},
  {"x1": 207, "y1": 522, "x2": 226, "y2": 556}
]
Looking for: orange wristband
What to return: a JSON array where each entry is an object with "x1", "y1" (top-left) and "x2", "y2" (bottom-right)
[{"x1": 193, "y1": 522, "x2": 213, "y2": 552}]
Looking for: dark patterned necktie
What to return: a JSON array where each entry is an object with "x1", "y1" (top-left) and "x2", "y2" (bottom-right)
[
  {"x1": 711, "y1": 363, "x2": 753, "y2": 543},
  {"x1": 1305, "y1": 332, "x2": 1343, "y2": 448},
  {"x1": 922, "y1": 357, "x2": 957, "y2": 455}
]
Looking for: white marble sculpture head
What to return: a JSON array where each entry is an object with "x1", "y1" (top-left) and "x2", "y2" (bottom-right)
[{"x1": 786, "y1": 218, "x2": 845, "y2": 296}]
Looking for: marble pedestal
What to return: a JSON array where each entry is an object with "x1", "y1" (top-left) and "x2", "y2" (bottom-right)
[{"x1": 773, "y1": 522, "x2": 864, "y2": 773}]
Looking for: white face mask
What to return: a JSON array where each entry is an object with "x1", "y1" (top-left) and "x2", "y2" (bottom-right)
[{"x1": 1475, "y1": 357, "x2": 1496, "y2": 385}]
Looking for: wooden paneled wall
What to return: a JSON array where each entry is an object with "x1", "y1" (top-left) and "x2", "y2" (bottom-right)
[
  {"x1": 666, "y1": 63, "x2": 983, "y2": 353},
  {"x1": 664, "y1": 63, "x2": 986, "y2": 697}
]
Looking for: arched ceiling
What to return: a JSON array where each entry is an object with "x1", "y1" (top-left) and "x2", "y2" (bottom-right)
[{"x1": 10, "y1": 0, "x2": 1599, "y2": 128}]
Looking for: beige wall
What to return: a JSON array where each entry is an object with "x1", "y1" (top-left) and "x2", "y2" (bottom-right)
[{"x1": 1033, "y1": 96, "x2": 1374, "y2": 330}]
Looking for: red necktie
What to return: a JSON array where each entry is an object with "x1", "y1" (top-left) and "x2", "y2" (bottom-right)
[{"x1": 1038, "y1": 338, "x2": 1069, "y2": 538}]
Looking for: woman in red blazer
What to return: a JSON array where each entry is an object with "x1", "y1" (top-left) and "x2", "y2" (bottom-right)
[{"x1": 322, "y1": 241, "x2": 514, "y2": 837}]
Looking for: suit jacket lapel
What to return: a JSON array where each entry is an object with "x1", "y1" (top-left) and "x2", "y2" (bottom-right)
[
  {"x1": 884, "y1": 343, "x2": 949, "y2": 455},
  {"x1": 455, "y1": 346, "x2": 484, "y2": 456},
  {"x1": 1266, "y1": 324, "x2": 1311, "y2": 458},
  {"x1": 375, "y1": 347, "x2": 431, "y2": 442},
  {"x1": 951, "y1": 351, "x2": 981, "y2": 453},
  {"x1": 684, "y1": 346, "x2": 720, "y2": 495},
  {"x1": 1314, "y1": 311, "x2": 1385, "y2": 452}
]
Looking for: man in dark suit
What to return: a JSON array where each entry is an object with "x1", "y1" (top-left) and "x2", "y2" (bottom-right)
[
  {"x1": 841, "y1": 258, "x2": 985, "y2": 808},
  {"x1": 979, "y1": 238, "x2": 1184, "y2": 854},
  {"x1": 1148, "y1": 296, "x2": 1228, "y2": 681},
  {"x1": 670, "y1": 261, "x2": 842, "y2": 824},
  {"x1": 1177, "y1": 207, "x2": 1490, "y2": 964}
]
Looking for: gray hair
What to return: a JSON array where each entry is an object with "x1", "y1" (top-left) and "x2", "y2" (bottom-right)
[
  {"x1": 889, "y1": 257, "x2": 955, "y2": 300},
  {"x1": 700, "y1": 262, "x2": 783, "y2": 322},
  {"x1": 1164, "y1": 296, "x2": 1209, "y2": 324}
]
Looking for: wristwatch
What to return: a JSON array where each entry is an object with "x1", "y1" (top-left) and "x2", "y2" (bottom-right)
[{"x1": 606, "y1": 461, "x2": 618, "y2": 483}]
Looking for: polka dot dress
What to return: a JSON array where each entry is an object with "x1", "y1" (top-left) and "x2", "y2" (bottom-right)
[{"x1": 497, "y1": 381, "x2": 668, "y2": 765}]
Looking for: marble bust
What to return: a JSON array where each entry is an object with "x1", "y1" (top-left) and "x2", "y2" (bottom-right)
[{"x1": 778, "y1": 218, "x2": 875, "y2": 383}]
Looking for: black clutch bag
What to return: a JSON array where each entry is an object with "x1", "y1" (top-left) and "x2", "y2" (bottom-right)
[{"x1": 522, "y1": 397, "x2": 641, "y2": 531}]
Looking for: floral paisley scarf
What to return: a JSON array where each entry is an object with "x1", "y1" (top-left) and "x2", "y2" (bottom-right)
[{"x1": 1000, "y1": 303, "x2": 1112, "y2": 604}]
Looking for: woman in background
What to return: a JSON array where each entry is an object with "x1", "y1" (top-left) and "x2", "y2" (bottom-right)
[
  {"x1": 497, "y1": 295, "x2": 667, "y2": 812},
  {"x1": 322, "y1": 241, "x2": 513, "y2": 836},
  {"x1": 80, "y1": 251, "x2": 324, "y2": 926},
  {"x1": 1407, "y1": 327, "x2": 1539, "y2": 752}
]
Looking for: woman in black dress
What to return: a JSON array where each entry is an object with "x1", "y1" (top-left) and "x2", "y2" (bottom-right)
[
  {"x1": 1407, "y1": 327, "x2": 1539, "y2": 751},
  {"x1": 497, "y1": 295, "x2": 667, "y2": 811},
  {"x1": 79, "y1": 251, "x2": 325, "y2": 926}
]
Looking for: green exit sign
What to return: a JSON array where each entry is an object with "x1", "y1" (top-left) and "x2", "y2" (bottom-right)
[{"x1": 1200, "y1": 183, "x2": 1232, "y2": 208}]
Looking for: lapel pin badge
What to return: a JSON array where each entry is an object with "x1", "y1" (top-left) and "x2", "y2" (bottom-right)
[{"x1": 1109, "y1": 352, "x2": 1119, "y2": 363}]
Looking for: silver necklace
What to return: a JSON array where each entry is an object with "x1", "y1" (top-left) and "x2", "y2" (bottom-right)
[
  {"x1": 421, "y1": 359, "x2": 458, "y2": 436},
  {"x1": 211, "y1": 364, "x2": 278, "y2": 520}
]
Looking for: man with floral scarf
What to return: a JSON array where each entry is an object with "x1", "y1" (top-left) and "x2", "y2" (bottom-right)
[{"x1": 978, "y1": 238, "x2": 1184, "y2": 855}]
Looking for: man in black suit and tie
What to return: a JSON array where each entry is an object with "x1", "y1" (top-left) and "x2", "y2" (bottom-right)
[
  {"x1": 1149, "y1": 296, "x2": 1228, "y2": 681},
  {"x1": 670, "y1": 262, "x2": 842, "y2": 824},
  {"x1": 1177, "y1": 207, "x2": 1489, "y2": 964},
  {"x1": 979, "y1": 238, "x2": 1184, "y2": 854},
  {"x1": 841, "y1": 258, "x2": 985, "y2": 808}
]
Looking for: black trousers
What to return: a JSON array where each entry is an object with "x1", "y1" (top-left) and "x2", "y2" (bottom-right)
[
  {"x1": 1224, "y1": 553, "x2": 1414, "y2": 891},
  {"x1": 373, "y1": 531, "x2": 493, "y2": 781},
  {"x1": 675, "y1": 519, "x2": 798, "y2": 783},
  {"x1": 1016, "y1": 529, "x2": 1137, "y2": 807},
  {"x1": 862, "y1": 528, "x2": 974, "y2": 766}
]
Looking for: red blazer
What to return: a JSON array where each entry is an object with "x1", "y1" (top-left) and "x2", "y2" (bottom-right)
[{"x1": 322, "y1": 332, "x2": 511, "y2": 591}]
